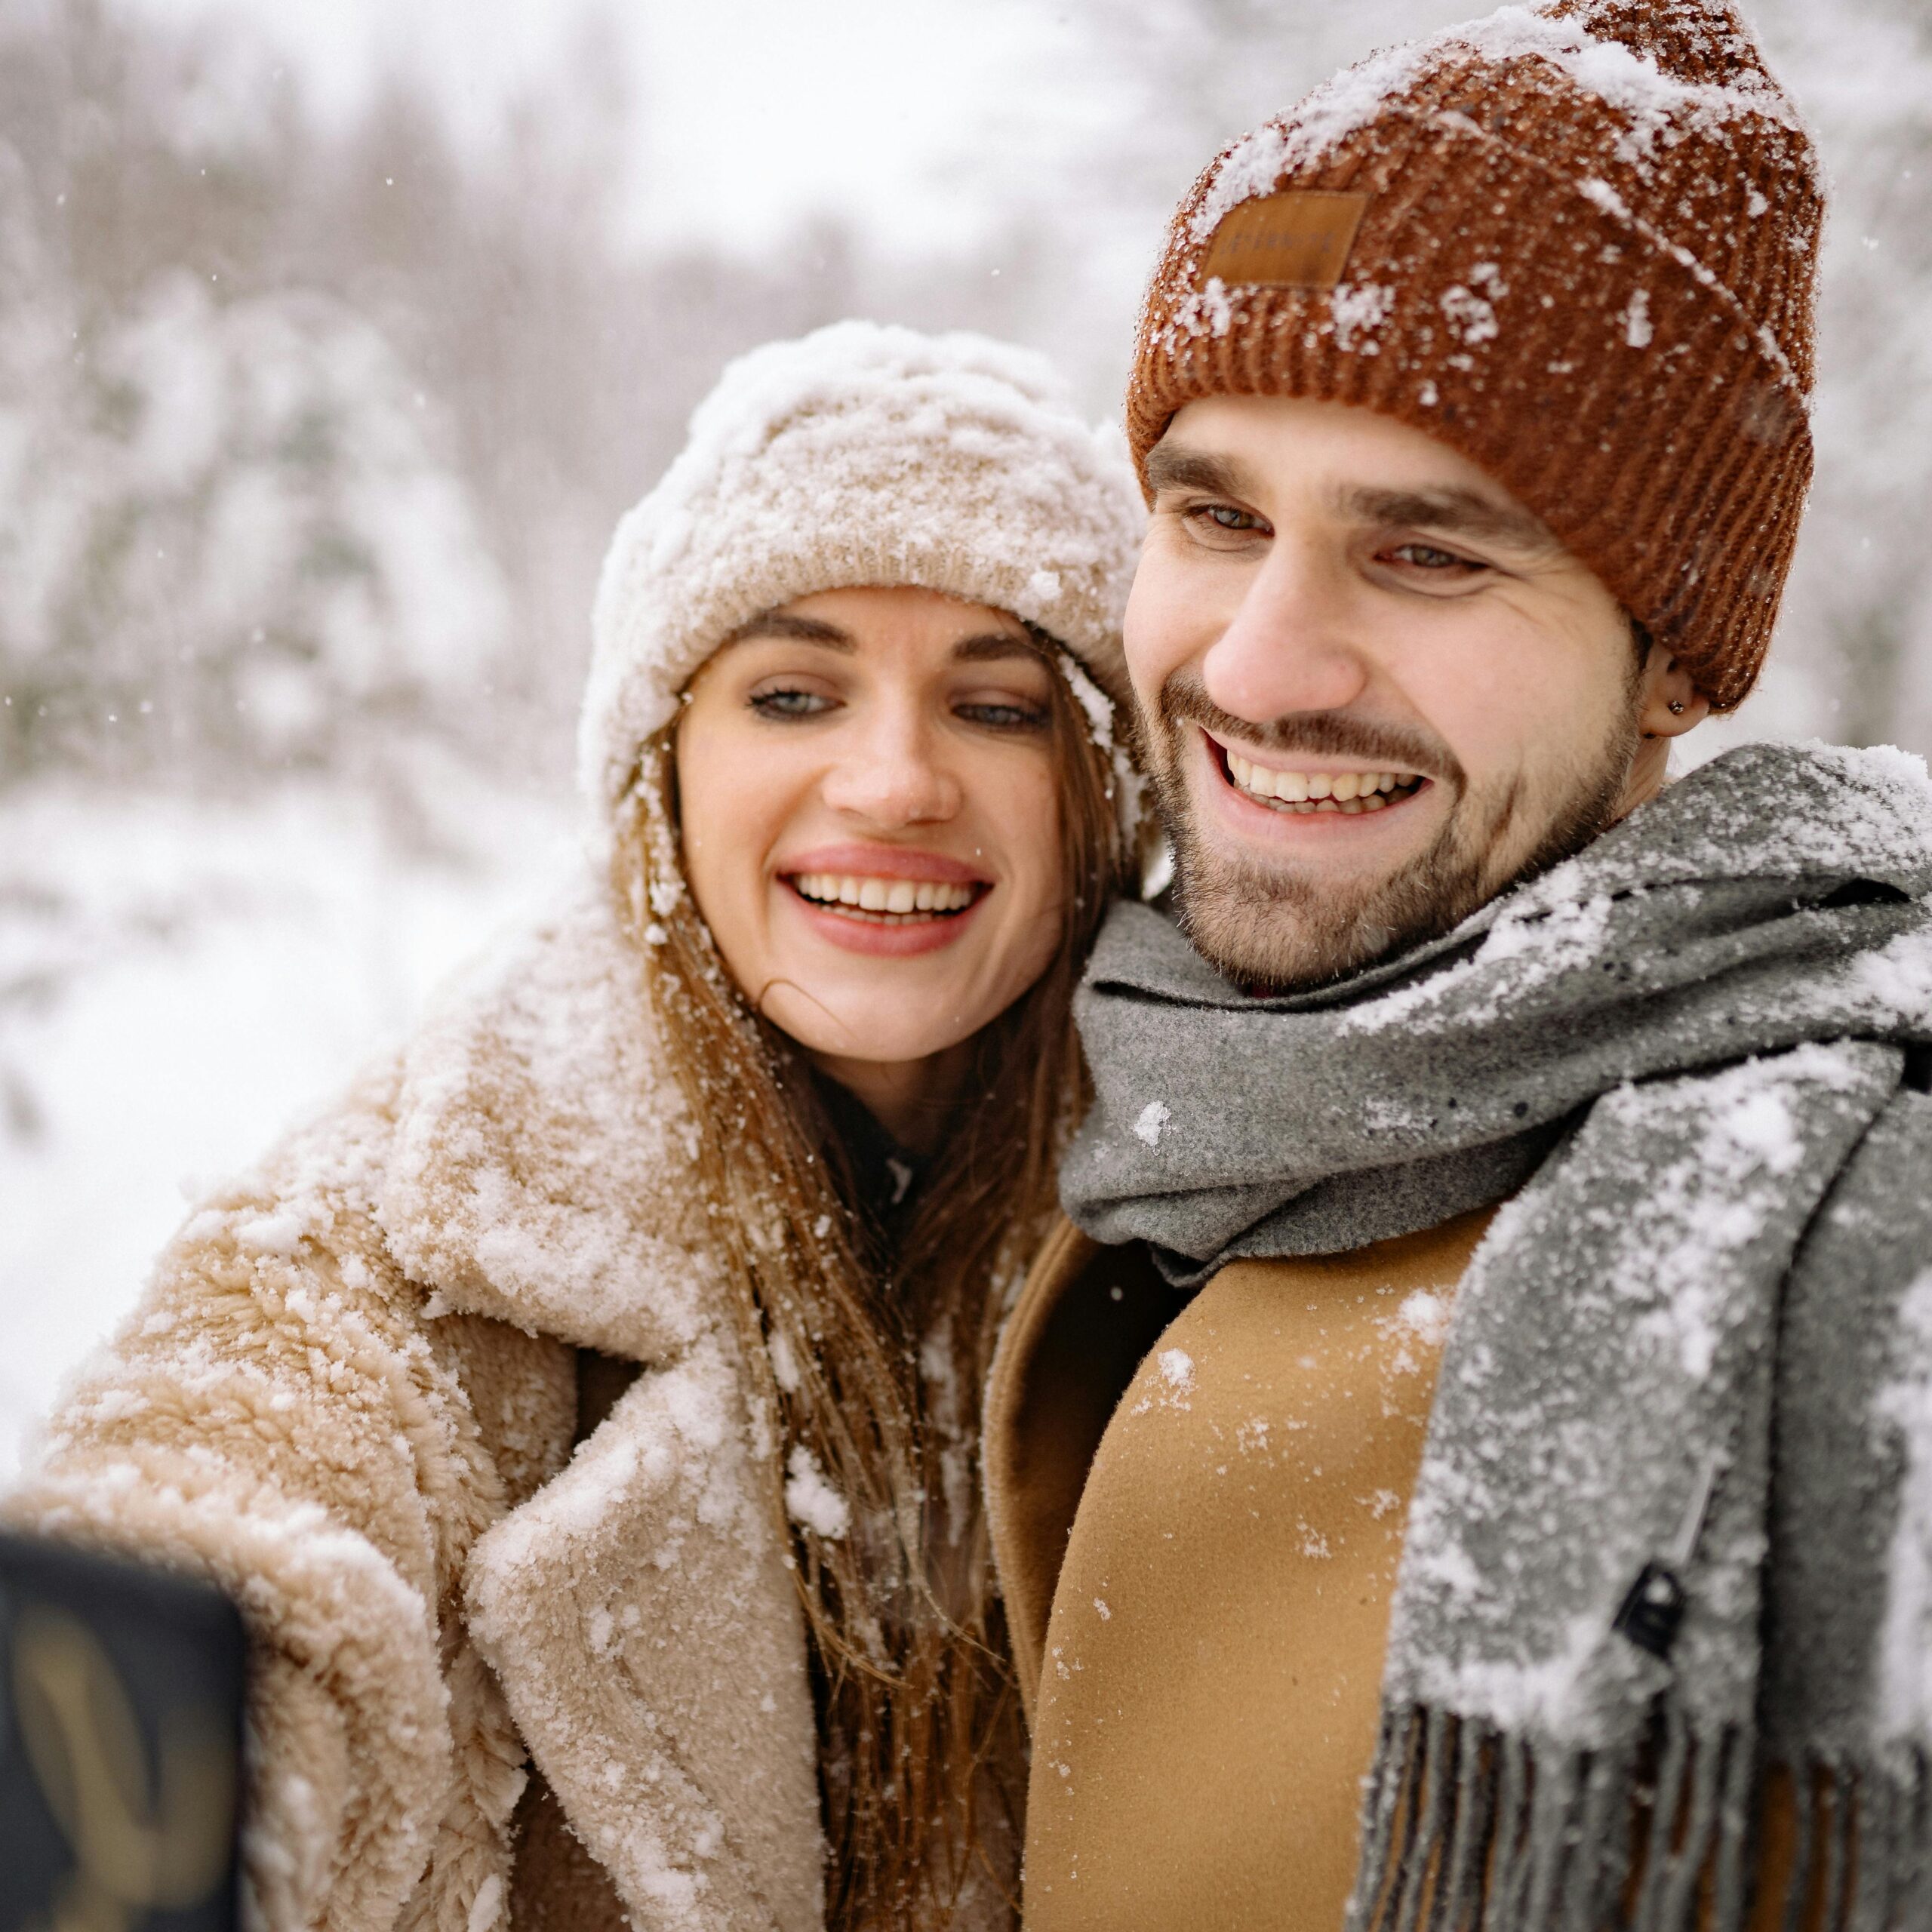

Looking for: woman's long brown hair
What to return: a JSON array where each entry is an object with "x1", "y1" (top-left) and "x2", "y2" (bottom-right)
[{"x1": 609, "y1": 640, "x2": 1128, "y2": 1928}]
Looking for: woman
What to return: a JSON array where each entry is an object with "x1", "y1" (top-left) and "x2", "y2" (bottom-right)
[{"x1": 8, "y1": 322, "x2": 1143, "y2": 1930}]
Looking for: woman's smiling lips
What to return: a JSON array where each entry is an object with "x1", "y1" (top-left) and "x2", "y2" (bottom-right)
[{"x1": 776, "y1": 843, "x2": 992, "y2": 958}]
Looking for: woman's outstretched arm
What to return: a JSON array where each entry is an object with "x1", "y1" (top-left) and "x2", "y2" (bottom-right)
[{"x1": 5, "y1": 1061, "x2": 574, "y2": 1932}]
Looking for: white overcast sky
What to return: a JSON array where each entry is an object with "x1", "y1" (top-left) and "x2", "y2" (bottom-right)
[{"x1": 126, "y1": 0, "x2": 1100, "y2": 254}]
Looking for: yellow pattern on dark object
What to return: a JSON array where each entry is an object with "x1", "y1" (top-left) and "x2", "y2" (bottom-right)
[{"x1": 13, "y1": 1605, "x2": 235, "y2": 1927}]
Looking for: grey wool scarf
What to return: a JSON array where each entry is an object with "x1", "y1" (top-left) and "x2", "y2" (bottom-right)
[{"x1": 1060, "y1": 743, "x2": 1932, "y2": 1932}]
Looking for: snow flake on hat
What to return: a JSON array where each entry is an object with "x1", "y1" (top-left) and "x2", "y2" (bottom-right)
[
  {"x1": 1622, "y1": 288, "x2": 1655, "y2": 348},
  {"x1": 1170, "y1": 275, "x2": 1238, "y2": 343},
  {"x1": 1331, "y1": 281, "x2": 1395, "y2": 351},
  {"x1": 1440, "y1": 264, "x2": 1509, "y2": 347}
]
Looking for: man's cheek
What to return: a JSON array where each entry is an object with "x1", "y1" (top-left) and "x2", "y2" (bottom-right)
[
  {"x1": 1120, "y1": 616, "x2": 1166, "y2": 708},
  {"x1": 1124, "y1": 562, "x2": 1197, "y2": 689}
]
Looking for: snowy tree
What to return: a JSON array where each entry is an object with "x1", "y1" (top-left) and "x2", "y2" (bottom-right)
[
  {"x1": 0, "y1": 0, "x2": 512, "y2": 785},
  {"x1": 0, "y1": 0, "x2": 967, "y2": 785},
  {"x1": 1748, "y1": 0, "x2": 1932, "y2": 755},
  {"x1": 0, "y1": 267, "x2": 512, "y2": 779}
]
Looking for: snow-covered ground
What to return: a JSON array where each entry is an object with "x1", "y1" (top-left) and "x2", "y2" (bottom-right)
[{"x1": 0, "y1": 768, "x2": 578, "y2": 1483}]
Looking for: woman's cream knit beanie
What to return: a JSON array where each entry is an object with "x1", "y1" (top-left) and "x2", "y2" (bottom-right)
[{"x1": 580, "y1": 320, "x2": 1147, "y2": 842}]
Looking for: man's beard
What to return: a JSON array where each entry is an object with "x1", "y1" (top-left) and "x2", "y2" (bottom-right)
[{"x1": 1143, "y1": 672, "x2": 1644, "y2": 992}]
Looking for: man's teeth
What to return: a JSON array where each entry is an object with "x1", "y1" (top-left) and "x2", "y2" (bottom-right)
[
  {"x1": 1224, "y1": 752, "x2": 1419, "y2": 814},
  {"x1": 792, "y1": 874, "x2": 977, "y2": 915}
]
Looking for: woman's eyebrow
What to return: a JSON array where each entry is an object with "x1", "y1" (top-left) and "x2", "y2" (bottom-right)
[
  {"x1": 952, "y1": 633, "x2": 1040, "y2": 663},
  {"x1": 721, "y1": 611, "x2": 854, "y2": 650},
  {"x1": 720, "y1": 615, "x2": 1032, "y2": 662}
]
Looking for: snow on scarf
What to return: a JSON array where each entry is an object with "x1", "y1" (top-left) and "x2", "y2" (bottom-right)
[{"x1": 1060, "y1": 742, "x2": 1932, "y2": 1932}]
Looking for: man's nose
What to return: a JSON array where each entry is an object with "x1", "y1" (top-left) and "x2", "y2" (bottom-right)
[
  {"x1": 1201, "y1": 541, "x2": 1370, "y2": 727},
  {"x1": 818, "y1": 712, "x2": 962, "y2": 826}
]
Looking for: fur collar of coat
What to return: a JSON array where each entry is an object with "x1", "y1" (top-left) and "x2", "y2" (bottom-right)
[{"x1": 8, "y1": 885, "x2": 825, "y2": 1932}]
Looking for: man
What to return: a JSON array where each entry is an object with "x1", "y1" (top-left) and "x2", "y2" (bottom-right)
[{"x1": 983, "y1": 3, "x2": 1932, "y2": 1928}]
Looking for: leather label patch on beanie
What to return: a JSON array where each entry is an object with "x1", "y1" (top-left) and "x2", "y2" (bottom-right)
[{"x1": 1198, "y1": 190, "x2": 1371, "y2": 290}]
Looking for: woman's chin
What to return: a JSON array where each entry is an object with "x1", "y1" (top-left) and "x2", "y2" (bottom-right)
[{"x1": 764, "y1": 992, "x2": 977, "y2": 1074}]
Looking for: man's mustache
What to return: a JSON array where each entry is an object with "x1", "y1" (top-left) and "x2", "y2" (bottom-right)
[{"x1": 1152, "y1": 670, "x2": 1466, "y2": 792}]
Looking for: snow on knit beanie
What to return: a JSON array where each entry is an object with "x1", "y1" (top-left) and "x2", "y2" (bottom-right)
[
  {"x1": 581, "y1": 321, "x2": 1146, "y2": 841},
  {"x1": 1127, "y1": 0, "x2": 1821, "y2": 712}
]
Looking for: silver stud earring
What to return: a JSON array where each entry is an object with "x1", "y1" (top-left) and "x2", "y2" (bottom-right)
[{"x1": 1667, "y1": 700, "x2": 1686, "y2": 715}]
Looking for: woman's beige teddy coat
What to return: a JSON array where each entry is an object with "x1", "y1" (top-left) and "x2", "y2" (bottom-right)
[{"x1": 8, "y1": 891, "x2": 827, "y2": 1932}]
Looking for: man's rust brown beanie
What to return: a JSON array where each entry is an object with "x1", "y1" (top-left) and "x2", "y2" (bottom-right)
[{"x1": 1127, "y1": 0, "x2": 1821, "y2": 710}]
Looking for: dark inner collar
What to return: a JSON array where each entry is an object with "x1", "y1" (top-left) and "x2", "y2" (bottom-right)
[{"x1": 811, "y1": 1068, "x2": 932, "y2": 1248}]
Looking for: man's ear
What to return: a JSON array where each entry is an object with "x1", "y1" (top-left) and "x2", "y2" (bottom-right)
[{"x1": 1635, "y1": 645, "x2": 1711, "y2": 740}]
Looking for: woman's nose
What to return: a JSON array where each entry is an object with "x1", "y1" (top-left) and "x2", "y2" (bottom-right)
[
  {"x1": 818, "y1": 717, "x2": 962, "y2": 826},
  {"x1": 1201, "y1": 542, "x2": 1371, "y2": 727}
]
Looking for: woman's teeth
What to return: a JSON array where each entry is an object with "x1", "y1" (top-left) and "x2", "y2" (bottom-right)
[
  {"x1": 1224, "y1": 751, "x2": 1422, "y2": 814},
  {"x1": 791, "y1": 873, "x2": 978, "y2": 916}
]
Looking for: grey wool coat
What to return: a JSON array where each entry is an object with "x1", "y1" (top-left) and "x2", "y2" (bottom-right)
[{"x1": 6, "y1": 889, "x2": 828, "y2": 1932}]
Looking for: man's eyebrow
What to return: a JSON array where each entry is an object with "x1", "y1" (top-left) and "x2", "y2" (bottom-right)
[
  {"x1": 721, "y1": 611, "x2": 854, "y2": 650},
  {"x1": 1143, "y1": 442, "x2": 1265, "y2": 503},
  {"x1": 1338, "y1": 483, "x2": 1558, "y2": 552}
]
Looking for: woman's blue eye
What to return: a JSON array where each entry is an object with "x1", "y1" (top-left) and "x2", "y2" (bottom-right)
[
  {"x1": 750, "y1": 688, "x2": 832, "y2": 718},
  {"x1": 957, "y1": 700, "x2": 1048, "y2": 730}
]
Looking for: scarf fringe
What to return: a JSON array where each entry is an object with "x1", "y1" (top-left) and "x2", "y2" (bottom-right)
[{"x1": 1344, "y1": 1703, "x2": 1932, "y2": 1932}]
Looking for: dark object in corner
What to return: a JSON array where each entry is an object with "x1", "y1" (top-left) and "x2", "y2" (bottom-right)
[{"x1": 0, "y1": 1530, "x2": 245, "y2": 1932}]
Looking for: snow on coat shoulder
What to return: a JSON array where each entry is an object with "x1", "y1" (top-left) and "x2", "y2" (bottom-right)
[{"x1": 381, "y1": 883, "x2": 718, "y2": 1362}]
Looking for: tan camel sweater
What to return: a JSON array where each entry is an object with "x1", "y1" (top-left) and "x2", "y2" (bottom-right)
[{"x1": 984, "y1": 1211, "x2": 1496, "y2": 1932}]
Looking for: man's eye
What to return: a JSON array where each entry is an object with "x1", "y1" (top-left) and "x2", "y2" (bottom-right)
[
  {"x1": 1386, "y1": 542, "x2": 1481, "y2": 572},
  {"x1": 749, "y1": 688, "x2": 834, "y2": 718},
  {"x1": 1189, "y1": 503, "x2": 1266, "y2": 533}
]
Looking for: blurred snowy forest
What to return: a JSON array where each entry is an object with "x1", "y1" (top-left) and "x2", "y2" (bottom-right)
[{"x1": 2, "y1": 0, "x2": 1931, "y2": 1471}]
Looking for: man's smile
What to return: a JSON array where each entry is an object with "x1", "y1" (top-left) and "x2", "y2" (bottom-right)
[{"x1": 1204, "y1": 731, "x2": 1432, "y2": 819}]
